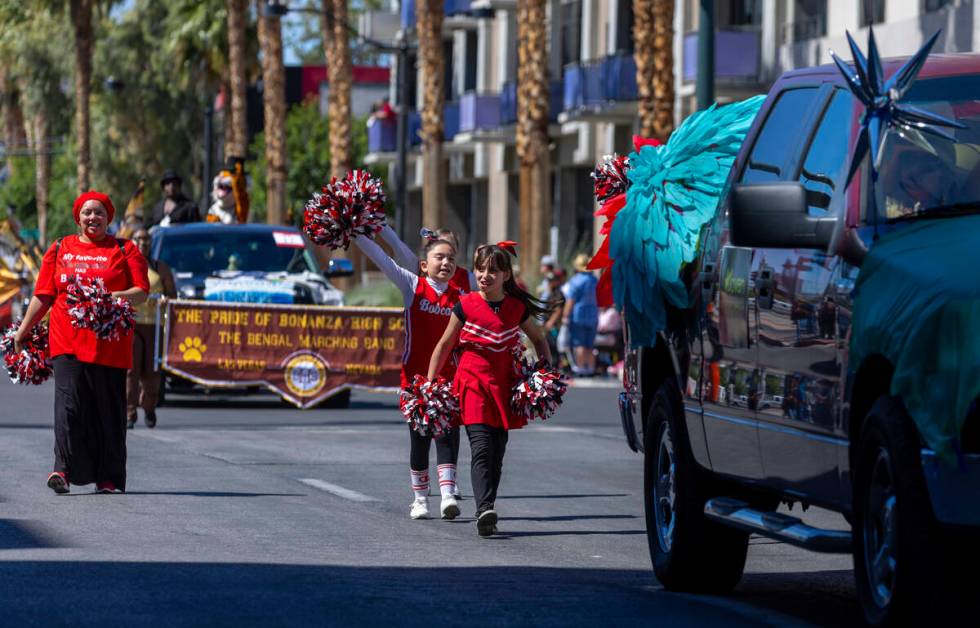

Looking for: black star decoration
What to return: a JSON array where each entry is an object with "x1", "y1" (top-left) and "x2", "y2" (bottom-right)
[{"x1": 831, "y1": 28, "x2": 966, "y2": 188}]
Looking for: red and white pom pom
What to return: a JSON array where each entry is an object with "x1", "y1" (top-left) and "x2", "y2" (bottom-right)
[
  {"x1": 400, "y1": 374, "x2": 459, "y2": 437},
  {"x1": 303, "y1": 169, "x2": 387, "y2": 250},
  {"x1": 511, "y1": 359, "x2": 567, "y2": 423},
  {"x1": 65, "y1": 276, "x2": 136, "y2": 341},
  {"x1": 591, "y1": 153, "x2": 631, "y2": 204},
  {"x1": 1, "y1": 322, "x2": 53, "y2": 385}
]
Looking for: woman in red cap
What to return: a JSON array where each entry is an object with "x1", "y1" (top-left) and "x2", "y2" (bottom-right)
[{"x1": 13, "y1": 191, "x2": 149, "y2": 494}]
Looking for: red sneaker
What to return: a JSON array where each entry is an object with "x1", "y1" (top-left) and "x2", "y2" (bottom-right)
[
  {"x1": 47, "y1": 472, "x2": 70, "y2": 494},
  {"x1": 95, "y1": 482, "x2": 121, "y2": 494}
]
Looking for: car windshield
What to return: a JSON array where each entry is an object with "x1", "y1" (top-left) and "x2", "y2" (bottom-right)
[
  {"x1": 158, "y1": 230, "x2": 319, "y2": 275},
  {"x1": 876, "y1": 75, "x2": 980, "y2": 221}
]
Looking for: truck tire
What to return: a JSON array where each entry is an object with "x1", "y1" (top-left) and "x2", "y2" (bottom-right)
[
  {"x1": 853, "y1": 396, "x2": 942, "y2": 626},
  {"x1": 644, "y1": 379, "x2": 748, "y2": 593}
]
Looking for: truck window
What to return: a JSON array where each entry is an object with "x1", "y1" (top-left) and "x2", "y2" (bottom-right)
[
  {"x1": 740, "y1": 87, "x2": 819, "y2": 184},
  {"x1": 797, "y1": 89, "x2": 854, "y2": 216}
]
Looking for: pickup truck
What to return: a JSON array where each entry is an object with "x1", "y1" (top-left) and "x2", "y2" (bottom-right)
[{"x1": 619, "y1": 54, "x2": 980, "y2": 625}]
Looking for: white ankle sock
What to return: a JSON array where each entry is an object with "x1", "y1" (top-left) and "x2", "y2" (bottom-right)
[
  {"x1": 437, "y1": 464, "x2": 457, "y2": 498},
  {"x1": 411, "y1": 469, "x2": 429, "y2": 500}
]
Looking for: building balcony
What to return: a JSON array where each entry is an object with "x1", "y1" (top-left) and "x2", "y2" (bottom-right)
[
  {"x1": 459, "y1": 92, "x2": 501, "y2": 132},
  {"x1": 500, "y1": 80, "x2": 563, "y2": 125},
  {"x1": 682, "y1": 29, "x2": 761, "y2": 84},
  {"x1": 365, "y1": 101, "x2": 459, "y2": 155},
  {"x1": 401, "y1": 0, "x2": 479, "y2": 31},
  {"x1": 561, "y1": 53, "x2": 638, "y2": 119},
  {"x1": 356, "y1": 9, "x2": 400, "y2": 45}
]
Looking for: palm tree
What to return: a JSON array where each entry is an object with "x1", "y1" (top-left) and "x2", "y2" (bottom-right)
[
  {"x1": 225, "y1": 0, "x2": 248, "y2": 160},
  {"x1": 516, "y1": 0, "x2": 550, "y2": 272},
  {"x1": 257, "y1": 3, "x2": 287, "y2": 225},
  {"x1": 321, "y1": 0, "x2": 352, "y2": 179},
  {"x1": 416, "y1": 0, "x2": 445, "y2": 230},
  {"x1": 31, "y1": 108, "x2": 50, "y2": 245},
  {"x1": 70, "y1": 0, "x2": 94, "y2": 192},
  {"x1": 0, "y1": 69, "x2": 27, "y2": 176},
  {"x1": 645, "y1": 0, "x2": 675, "y2": 141}
]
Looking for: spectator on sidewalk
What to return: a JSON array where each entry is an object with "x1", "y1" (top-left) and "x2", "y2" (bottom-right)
[
  {"x1": 561, "y1": 254, "x2": 599, "y2": 376},
  {"x1": 536, "y1": 254, "x2": 557, "y2": 300},
  {"x1": 126, "y1": 229, "x2": 176, "y2": 429},
  {"x1": 145, "y1": 170, "x2": 200, "y2": 229}
]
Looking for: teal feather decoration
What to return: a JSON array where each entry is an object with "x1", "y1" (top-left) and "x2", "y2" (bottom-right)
[{"x1": 610, "y1": 95, "x2": 765, "y2": 346}]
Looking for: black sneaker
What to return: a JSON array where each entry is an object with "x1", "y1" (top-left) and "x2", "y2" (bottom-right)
[
  {"x1": 145, "y1": 411, "x2": 157, "y2": 429},
  {"x1": 477, "y1": 509, "x2": 498, "y2": 537}
]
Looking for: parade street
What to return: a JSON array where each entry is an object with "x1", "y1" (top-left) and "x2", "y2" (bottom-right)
[{"x1": 0, "y1": 377, "x2": 857, "y2": 627}]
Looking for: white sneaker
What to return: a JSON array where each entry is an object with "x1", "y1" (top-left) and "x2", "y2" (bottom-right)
[
  {"x1": 440, "y1": 494, "x2": 460, "y2": 520},
  {"x1": 410, "y1": 497, "x2": 430, "y2": 520}
]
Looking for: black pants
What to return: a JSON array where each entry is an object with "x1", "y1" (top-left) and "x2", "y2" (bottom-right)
[
  {"x1": 409, "y1": 425, "x2": 460, "y2": 471},
  {"x1": 466, "y1": 424, "x2": 508, "y2": 514},
  {"x1": 53, "y1": 356, "x2": 128, "y2": 490}
]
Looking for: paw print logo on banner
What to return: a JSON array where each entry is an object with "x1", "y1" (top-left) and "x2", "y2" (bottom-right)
[{"x1": 179, "y1": 337, "x2": 207, "y2": 362}]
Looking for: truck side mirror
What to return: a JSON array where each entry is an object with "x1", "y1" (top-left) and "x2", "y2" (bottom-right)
[
  {"x1": 324, "y1": 258, "x2": 354, "y2": 278},
  {"x1": 730, "y1": 182, "x2": 836, "y2": 250}
]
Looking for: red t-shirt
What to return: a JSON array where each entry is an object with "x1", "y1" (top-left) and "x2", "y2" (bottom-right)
[{"x1": 34, "y1": 235, "x2": 149, "y2": 369}]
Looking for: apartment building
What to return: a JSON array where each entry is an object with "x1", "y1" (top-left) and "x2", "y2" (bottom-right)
[{"x1": 359, "y1": 0, "x2": 979, "y2": 263}]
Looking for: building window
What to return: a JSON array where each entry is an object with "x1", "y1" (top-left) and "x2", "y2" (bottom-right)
[
  {"x1": 923, "y1": 0, "x2": 953, "y2": 11},
  {"x1": 561, "y1": 0, "x2": 582, "y2": 66},
  {"x1": 790, "y1": 0, "x2": 827, "y2": 42},
  {"x1": 615, "y1": 0, "x2": 635, "y2": 54},
  {"x1": 859, "y1": 0, "x2": 885, "y2": 26},
  {"x1": 464, "y1": 31, "x2": 478, "y2": 92},
  {"x1": 720, "y1": 0, "x2": 762, "y2": 27}
]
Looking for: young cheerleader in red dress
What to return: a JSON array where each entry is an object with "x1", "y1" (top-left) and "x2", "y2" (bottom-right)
[
  {"x1": 356, "y1": 226, "x2": 463, "y2": 520},
  {"x1": 384, "y1": 227, "x2": 478, "y2": 294},
  {"x1": 427, "y1": 242, "x2": 555, "y2": 537}
]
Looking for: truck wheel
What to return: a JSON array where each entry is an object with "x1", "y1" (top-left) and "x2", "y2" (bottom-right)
[
  {"x1": 853, "y1": 396, "x2": 940, "y2": 626},
  {"x1": 644, "y1": 379, "x2": 748, "y2": 593}
]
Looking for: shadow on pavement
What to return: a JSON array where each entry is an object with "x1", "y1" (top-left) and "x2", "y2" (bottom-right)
[
  {"x1": 500, "y1": 514, "x2": 638, "y2": 522},
  {"x1": 736, "y1": 570, "x2": 861, "y2": 627},
  {"x1": 0, "y1": 520, "x2": 64, "y2": 550},
  {"x1": 0, "y1": 561, "x2": 825, "y2": 626},
  {"x1": 497, "y1": 493, "x2": 630, "y2": 500},
  {"x1": 115, "y1": 491, "x2": 306, "y2": 498}
]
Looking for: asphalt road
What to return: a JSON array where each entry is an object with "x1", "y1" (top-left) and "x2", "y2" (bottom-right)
[{"x1": 0, "y1": 376, "x2": 860, "y2": 627}]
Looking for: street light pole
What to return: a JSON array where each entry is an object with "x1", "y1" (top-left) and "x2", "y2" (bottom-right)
[
  {"x1": 203, "y1": 105, "x2": 214, "y2": 212},
  {"x1": 697, "y1": 0, "x2": 715, "y2": 110},
  {"x1": 394, "y1": 38, "x2": 409, "y2": 239}
]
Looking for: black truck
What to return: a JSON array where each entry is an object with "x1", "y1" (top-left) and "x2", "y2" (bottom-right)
[{"x1": 618, "y1": 55, "x2": 980, "y2": 625}]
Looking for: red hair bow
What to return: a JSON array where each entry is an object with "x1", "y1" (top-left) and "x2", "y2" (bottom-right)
[{"x1": 496, "y1": 240, "x2": 518, "y2": 256}]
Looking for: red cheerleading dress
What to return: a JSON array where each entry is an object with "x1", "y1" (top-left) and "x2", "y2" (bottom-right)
[
  {"x1": 400, "y1": 278, "x2": 461, "y2": 388},
  {"x1": 453, "y1": 292, "x2": 528, "y2": 430}
]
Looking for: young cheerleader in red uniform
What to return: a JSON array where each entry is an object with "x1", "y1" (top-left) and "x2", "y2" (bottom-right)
[
  {"x1": 427, "y1": 242, "x2": 554, "y2": 537},
  {"x1": 383, "y1": 227, "x2": 478, "y2": 294},
  {"x1": 356, "y1": 225, "x2": 463, "y2": 520}
]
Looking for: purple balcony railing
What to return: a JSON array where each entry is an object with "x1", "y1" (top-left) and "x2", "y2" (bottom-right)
[
  {"x1": 501, "y1": 80, "x2": 564, "y2": 124},
  {"x1": 564, "y1": 53, "x2": 639, "y2": 112},
  {"x1": 682, "y1": 29, "x2": 760, "y2": 82},
  {"x1": 444, "y1": 100, "x2": 460, "y2": 140},
  {"x1": 366, "y1": 111, "x2": 423, "y2": 152},
  {"x1": 460, "y1": 92, "x2": 502, "y2": 132},
  {"x1": 401, "y1": 0, "x2": 471, "y2": 29}
]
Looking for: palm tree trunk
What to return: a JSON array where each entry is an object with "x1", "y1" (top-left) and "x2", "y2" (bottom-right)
[
  {"x1": 0, "y1": 70, "x2": 27, "y2": 176},
  {"x1": 258, "y1": 6, "x2": 287, "y2": 225},
  {"x1": 226, "y1": 0, "x2": 248, "y2": 159},
  {"x1": 32, "y1": 109, "x2": 49, "y2": 246},
  {"x1": 70, "y1": 0, "x2": 93, "y2": 192},
  {"x1": 516, "y1": 0, "x2": 550, "y2": 273},
  {"x1": 416, "y1": 0, "x2": 446, "y2": 230},
  {"x1": 651, "y1": 0, "x2": 675, "y2": 141},
  {"x1": 322, "y1": 0, "x2": 352, "y2": 179},
  {"x1": 633, "y1": 0, "x2": 656, "y2": 138}
]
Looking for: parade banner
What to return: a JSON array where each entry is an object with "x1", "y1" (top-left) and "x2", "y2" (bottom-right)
[{"x1": 162, "y1": 299, "x2": 404, "y2": 408}]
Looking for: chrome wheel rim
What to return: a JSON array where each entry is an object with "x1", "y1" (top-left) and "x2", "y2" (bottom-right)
[
  {"x1": 863, "y1": 446, "x2": 897, "y2": 610},
  {"x1": 654, "y1": 420, "x2": 676, "y2": 553}
]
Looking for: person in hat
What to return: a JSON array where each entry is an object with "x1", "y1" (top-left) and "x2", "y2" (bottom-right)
[
  {"x1": 145, "y1": 170, "x2": 201, "y2": 229},
  {"x1": 560, "y1": 253, "x2": 599, "y2": 376},
  {"x1": 13, "y1": 191, "x2": 149, "y2": 494}
]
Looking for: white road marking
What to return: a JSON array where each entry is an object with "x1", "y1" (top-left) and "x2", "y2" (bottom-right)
[{"x1": 298, "y1": 478, "x2": 379, "y2": 502}]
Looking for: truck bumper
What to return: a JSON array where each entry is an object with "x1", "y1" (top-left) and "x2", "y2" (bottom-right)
[{"x1": 921, "y1": 450, "x2": 980, "y2": 526}]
